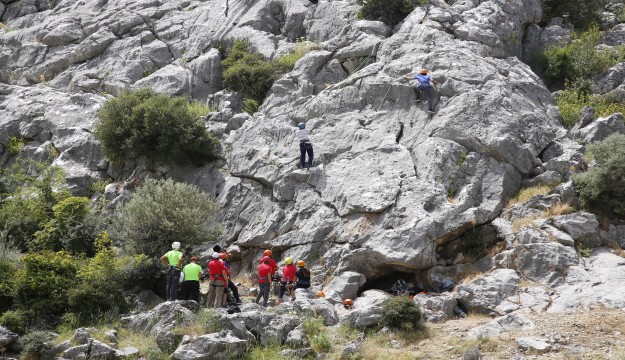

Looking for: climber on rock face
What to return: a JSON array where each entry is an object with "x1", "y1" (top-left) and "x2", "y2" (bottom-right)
[
  {"x1": 405, "y1": 69, "x2": 438, "y2": 113},
  {"x1": 295, "y1": 122, "x2": 314, "y2": 169}
]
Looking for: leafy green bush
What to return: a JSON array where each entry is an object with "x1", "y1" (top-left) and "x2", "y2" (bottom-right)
[
  {"x1": 94, "y1": 88, "x2": 220, "y2": 165},
  {"x1": 0, "y1": 258, "x2": 17, "y2": 312},
  {"x1": 356, "y1": 0, "x2": 427, "y2": 27},
  {"x1": 573, "y1": 134, "x2": 625, "y2": 215},
  {"x1": 381, "y1": 296, "x2": 422, "y2": 330},
  {"x1": 112, "y1": 178, "x2": 220, "y2": 258},
  {"x1": 0, "y1": 160, "x2": 68, "y2": 251},
  {"x1": 541, "y1": 0, "x2": 608, "y2": 29},
  {"x1": 67, "y1": 232, "x2": 129, "y2": 319},
  {"x1": 554, "y1": 85, "x2": 625, "y2": 126},
  {"x1": 7, "y1": 136, "x2": 24, "y2": 155},
  {"x1": 19, "y1": 331, "x2": 54, "y2": 360},
  {"x1": 32, "y1": 196, "x2": 92, "y2": 254},
  {"x1": 542, "y1": 27, "x2": 624, "y2": 87},
  {"x1": 221, "y1": 40, "x2": 313, "y2": 114},
  {"x1": 13, "y1": 251, "x2": 78, "y2": 323},
  {"x1": 0, "y1": 310, "x2": 27, "y2": 334}
]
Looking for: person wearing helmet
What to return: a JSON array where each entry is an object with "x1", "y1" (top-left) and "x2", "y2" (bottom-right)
[
  {"x1": 293, "y1": 260, "x2": 311, "y2": 300},
  {"x1": 405, "y1": 68, "x2": 438, "y2": 113},
  {"x1": 258, "y1": 249, "x2": 279, "y2": 272},
  {"x1": 294, "y1": 122, "x2": 314, "y2": 169},
  {"x1": 220, "y1": 251, "x2": 242, "y2": 305},
  {"x1": 206, "y1": 252, "x2": 229, "y2": 308},
  {"x1": 256, "y1": 256, "x2": 274, "y2": 307},
  {"x1": 160, "y1": 242, "x2": 184, "y2": 301},
  {"x1": 181, "y1": 256, "x2": 202, "y2": 303},
  {"x1": 277, "y1": 257, "x2": 297, "y2": 304}
]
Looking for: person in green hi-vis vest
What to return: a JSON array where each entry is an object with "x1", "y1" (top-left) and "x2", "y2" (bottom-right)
[
  {"x1": 181, "y1": 256, "x2": 202, "y2": 303},
  {"x1": 160, "y1": 242, "x2": 183, "y2": 301}
]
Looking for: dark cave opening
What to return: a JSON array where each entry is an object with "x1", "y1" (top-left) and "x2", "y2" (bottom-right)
[{"x1": 359, "y1": 269, "x2": 423, "y2": 296}]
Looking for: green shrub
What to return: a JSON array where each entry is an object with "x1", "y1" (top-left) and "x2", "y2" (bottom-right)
[
  {"x1": 555, "y1": 85, "x2": 625, "y2": 126},
  {"x1": 32, "y1": 196, "x2": 92, "y2": 253},
  {"x1": 7, "y1": 136, "x2": 24, "y2": 155},
  {"x1": 0, "y1": 258, "x2": 17, "y2": 312},
  {"x1": 0, "y1": 310, "x2": 27, "y2": 334},
  {"x1": 112, "y1": 178, "x2": 220, "y2": 258},
  {"x1": 356, "y1": 0, "x2": 427, "y2": 27},
  {"x1": 94, "y1": 88, "x2": 220, "y2": 165},
  {"x1": 542, "y1": 27, "x2": 624, "y2": 87},
  {"x1": 541, "y1": 0, "x2": 608, "y2": 29},
  {"x1": 89, "y1": 180, "x2": 110, "y2": 196},
  {"x1": 13, "y1": 251, "x2": 78, "y2": 323},
  {"x1": 221, "y1": 40, "x2": 313, "y2": 114},
  {"x1": 573, "y1": 134, "x2": 625, "y2": 215},
  {"x1": 19, "y1": 331, "x2": 55, "y2": 360},
  {"x1": 310, "y1": 333, "x2": 332, "y2": 354},
  {"x1": 302, "y1": 317, "x2": 323, "y2": 338},
  {"x1": 67, "y1": 232, "x2": 129, "y2": 319},
  {"x1": 380, "y1": 296, "x2": 422, "y2": 331}
]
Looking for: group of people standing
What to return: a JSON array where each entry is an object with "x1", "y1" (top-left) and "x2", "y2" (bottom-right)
[
  {"x1": 255, "y1": 250, "x2": 311, "y2": 307},
  {"x1": 160, "y1": 243, "x2": 310, "y2": 307}
]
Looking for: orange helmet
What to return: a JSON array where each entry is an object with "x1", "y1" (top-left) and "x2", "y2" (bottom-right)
[
  {"x1": 219, "y1": 253, "x2": 227, "y2": 260},
  {"x1": 343, "y1": 299, "x2": 353, "y2": 306},
  {"x1": 420, "y1": 69, "x2": 428, "y2": 74},
  {"x1": 297, "y1": 260, "x2": 305, "y2": 267},
  {"x1": 316, "y1": 291, "x2": 325, "y2": 298},
  {"x1": 263, "y1": 249, "x2": 272, "y2": 257}
]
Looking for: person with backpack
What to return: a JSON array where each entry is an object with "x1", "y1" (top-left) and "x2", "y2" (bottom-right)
[
  {"x1": 206, "y1": 252, "x2": 228, "y2": 308},
  {"x1": 277, "y1": 257, "x2": 297, "y2": 305},
  {"x1": 405, "y1": 69, "x2": 438, "y2": 113},
  {"x1": 219, "y1": 251, "x2": 242, "y2": 305},
  {"x1": 180, "y1": 256, "x2": 202, "y2": 302},
  {"x1": 293, "y1": 260, "x2": 311, "y2": 300},
  {"x1": 160, "y1": 242, "x2": 184, "y2": 301},
  {"x1": 256, "y1": 256, "x2": 274, "y2": 307},
  {"x1": 295, "y1": 122, "x2": 313, "y2": 169}
]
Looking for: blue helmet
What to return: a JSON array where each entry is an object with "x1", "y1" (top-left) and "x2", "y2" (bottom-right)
[{"x1": 298, "y1": 122, "x2": 305, "y2": 129}]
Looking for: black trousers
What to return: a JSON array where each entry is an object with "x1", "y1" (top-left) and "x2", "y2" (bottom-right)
[
  {"x1": 299, "y1": 142, "x2": 313, "y2": 168},
  {"x1": 180, "y1": 280, "x2": 200, "y2": 303}
]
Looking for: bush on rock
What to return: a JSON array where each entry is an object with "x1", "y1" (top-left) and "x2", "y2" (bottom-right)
[
  {"x1": 94, "y1": 88, "x2": 220, "y2": 165},
  {"x1": 381, "y1": 296, "x2": 422, "y2": 331},
  {"x1": 356, "y1": 0, "x2": 427, "y2": 27},
  {"x1": 541, "y1": 0, "x2": 608, "y2": 30},
  {"x1": 573, "y1": 134, "x2": 625, "y2": 215}
]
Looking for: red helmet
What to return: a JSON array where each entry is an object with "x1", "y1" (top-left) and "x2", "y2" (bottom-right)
[
  {"x1": 263, "y1": 249, "x2": 272, "y2": 256},
  {"x1": 261, "y1": 256, "x2": 271, "y2": 263}
]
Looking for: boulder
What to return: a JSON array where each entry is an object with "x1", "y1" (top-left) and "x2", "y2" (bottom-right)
[
  {"x1": 71, "y1": 327, "x2": 96, "y2": 345},
  {"x1": 340, "y1": 340, "x2": 362, "y2": 360},
  {"x1": 353, "y1": 290, "x2": 390, "y2": 309},
  {"x1": 455, "y1": 269, "x2": 520, "y2": 314},
  {"x1": 285, "y1": 326, "x2": 309, "y2": 349},
  {"x1": 570, "y1": 113, "x2": 625, "y2": 144},
  {"x1": 171, "y1": 331, "x2": 248, "y2": 360},
  {"x1": 468, "y1": 312, "x2": 535, "y2": 339},
  {"x1": 516, "y1": 337, "x2": 552, "y2": 353},
  {"x1": 551, "y1": 212, "x2": 600, "y2": 245},
  {"x1": 260, "y1": 316, "x2": 300, "y2": 346},
  {"x1": 121, "y1": 301, "x2": 200, "y2": 336},
  {"x1": 0, "y1": 326, "x2": 18, "y2": 348},
  {"x1": 63, "y1": 339, "x2": 117, "y2": 360},
  {"x1": 414, "y1": 293, "x2": 457, "y2": 322},
  {"x1": 292, "y1": 298, "x2": 338, "y2": 326},
  {"x1": 339, "y1": 305, "x2": 383, "y2": 329},
  {"x1": 325, "y1": 271, "x2": 366, "y2": 300}
]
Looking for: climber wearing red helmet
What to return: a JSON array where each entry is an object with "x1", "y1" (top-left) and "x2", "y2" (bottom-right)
[{"x1": 256, "y1": 256, "x2": 274, "y2": 307}]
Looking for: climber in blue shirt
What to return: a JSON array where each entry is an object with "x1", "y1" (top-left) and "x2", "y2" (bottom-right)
[{"x1": 405, "y1": 69, "x2": 438, "y2": 113}]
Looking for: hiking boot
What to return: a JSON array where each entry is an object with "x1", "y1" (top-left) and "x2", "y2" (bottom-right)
[{"x1": 428, "y1": 110, "x2": 435, "y2": 114}]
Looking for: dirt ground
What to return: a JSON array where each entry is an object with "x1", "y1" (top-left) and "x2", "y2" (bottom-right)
[{"x1": 352, "y1": 307, "x2": 625, "y2": 360}]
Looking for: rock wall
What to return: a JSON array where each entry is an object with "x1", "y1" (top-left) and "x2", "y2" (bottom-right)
[{"x1": 1, "y1": 0, "x2": 569, "y2": 285}]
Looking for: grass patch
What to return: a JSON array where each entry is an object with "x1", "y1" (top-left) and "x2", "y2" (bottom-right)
[
  {"x1": 542, "y1": 201, "x2": 575, "y2": 218},
  {"x1": 240, "y1": 344, "x2": 284, "y2": 360},
  {"x1": 302, "y1": 317, "x2": 332, "y2": 355},
  {"x1": 89, "y1": 180, "x2": 111, "y2": 196},
  {"x1": 576, "y1": 244, "x2": 592, "y2": 258},
  {"x1": 507, "y1": 185, "x2": 551, "y2": 207},
  {"x1": 187, "y1": 101, "x2": 215, "y2": 119},
  {"x1": 511, "y1": 215, "x2": 538, "y2": 232},
  {"x1": 555, "y1": 85, "x2": 625, "y2": 127},
  {"x1": 173, "y1": 308, "x2": 220, "y2": 336}
]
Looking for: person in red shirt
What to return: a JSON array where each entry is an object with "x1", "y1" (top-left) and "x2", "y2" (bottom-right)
[
  {"x1": 206, "y1": 252, "x2": 228, "y2": 308},
  {"x1": 256, "y1": 256, "x2": 274, "y2": 307},
  {"x1": 278, "y1": 257, "x2": 297, "y2": 304},
  {"x1": 258, "y1": 249, "x2": 279, "y2": 272}
]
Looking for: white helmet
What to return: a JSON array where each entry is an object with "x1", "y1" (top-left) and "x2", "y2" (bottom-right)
[{"x1": 172, "y1": 242, "x2": 181, "y2": 250}]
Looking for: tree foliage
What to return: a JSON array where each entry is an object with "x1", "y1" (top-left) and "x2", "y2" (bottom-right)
[
  {"x1": 573, "y1": 134, "x2": 625, "y2": 215},
  {"x1": 381, "y1": 296, "x2": 422, "y2": 330},
  {"x1": 541, "y1": 0, "x2": 608, "y2": 30},
  {"x1": 356, "y1": 0, "x2": 427, "y2": 27},
  {"x1": 112, "y1": 178, "x2": 220, "y2": 258},
  {"x1": 94, "y1": 88, "x2": 220, "y2": 165}
]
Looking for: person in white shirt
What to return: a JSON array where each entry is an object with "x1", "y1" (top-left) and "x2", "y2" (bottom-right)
[{"x1": 295, "y1": 122, "x2": 313, "y2": 169}]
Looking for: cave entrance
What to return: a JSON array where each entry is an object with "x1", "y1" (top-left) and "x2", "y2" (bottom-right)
[{"x1": 359, "y1": 270, "x2": 423, "y2": 296}]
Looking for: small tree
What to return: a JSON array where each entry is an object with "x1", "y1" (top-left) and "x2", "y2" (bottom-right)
[
  {"x1": 541, "y1": 0, "x2": 608, "y2": 29},
  {"x1": 573, "y1": 134, "x2": 625, "y2": 215},
  {"x1": 94, "y1": 88, "x2": 220, "y2": 165},
  {"x1": 356, "y1": 0, "x2": 427, "y2": 27},
  {"x1": 32, "y1": 196, "x2": 93, "y2": 254},
  {"x1": 112, "y1": 178, "x2": 220, "y2": 258}
]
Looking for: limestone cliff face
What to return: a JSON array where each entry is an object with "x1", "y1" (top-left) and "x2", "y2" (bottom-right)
[{"x1": 0, "y1": 0, "x2": 564, "y2": 283}]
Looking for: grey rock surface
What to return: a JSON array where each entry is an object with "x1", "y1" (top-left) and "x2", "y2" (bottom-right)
[
  {"x1": 339, "y1": 305, "x2": 383, "y2": 329},
  {"x1": 570, "y1": 113, "x2": 625, "y2": 144},
  {"x1": 455, "y1": 269, "x2": 520, "y2": 314},
  {"x1": 414, "y1": 293, "x2": 457, "y2": 323},
  {"x1": 121, "y1": 300, "x2": 200, "y2": 336},
  {"x1": 468, "y1": 312, "x2": 535, "y2": 339},
  {"x1": 171, "y1": 331, "x2": 248, "y2": 360},
  {"x1": 0, "y1": 326, "x2": 18, "y2": 348},
  {"x1": 516, "y1": 337, "x2": 552, "y2": 353}
]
